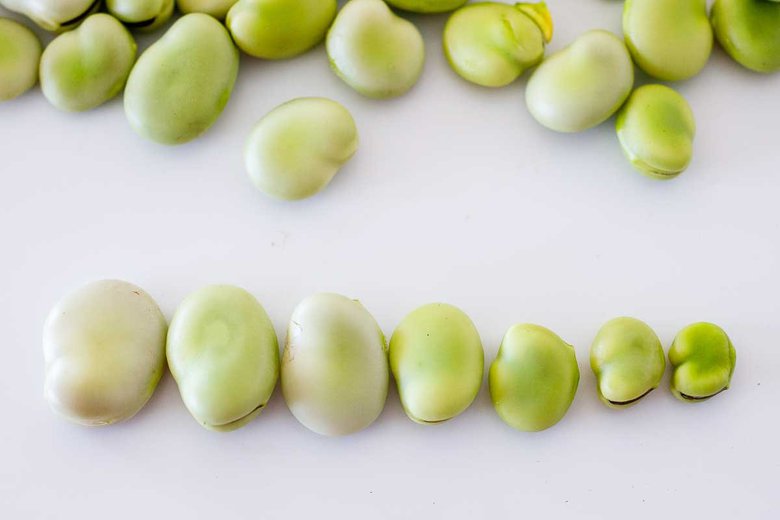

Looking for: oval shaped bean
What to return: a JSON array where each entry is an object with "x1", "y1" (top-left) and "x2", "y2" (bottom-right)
[
  {"x1": 43, "y1": 280, "x2": 167, "y2": 426},
  {"x1": 281, "y1": 293, "x2": 388, "y2": 436},
  {"x1": 623, "y1": 0, "x2": 712, "y2": 81},
  {"x1": 0, "y1": 0, "x2": 99, "y2": 32},
  {"x1": 590, "y1": 317, "x2": 665, "y2": 408},
  {"x1": 669, "y1": 323, "x2": 736, "y2": 402},
  {"x1": 105, "y1": 0, "x2": 174, "y2": 31},
  {"x1": 489, "y1": 324, "x2": 579, "y2": 432},
  {"x1": 178, "y1": 0, "x2": 239, "y2": 19},
  {"x1": 167, "y1": 285, "x2": 279, "y2": 431},
  {"x1": 616, "y1": 84, "x2": 695, "y2": 179},
  {"x1": 0, "y1": 17, "x2": 41, "y2": 102},
  {"x1": 389, "y1": 303, "x2": 483, "y2": 424},
  {"x1": 443, "y1": 2, "x2": 553, "y2": 88},
  {"x1": 227, "y1": 0, "x2": 336, "y2": 59},
  {"x1": 384, "y1": 0, "x2": 466, "y2": 14},
  {"x1": 245, "y1": 97, "x2": 358, "y2": 200},
  {"x1": 711, "y1": 0, "x2": 780, "y2": 73},
  {"x1": 40, "y1": 14, "x2": 136, "y2": 112},
  {"x1": 124, "y1": 13, "x2": 239, "y2": 145},
  {"x1": 525, "y1": 30, "x2": 634, "y2": 133},
  {"x1": 327, "y1": 0, "x2": 425, "y2": 99}
]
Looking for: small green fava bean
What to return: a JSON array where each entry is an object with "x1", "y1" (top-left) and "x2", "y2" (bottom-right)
[
  {"x1": 525, "y1": 30, "x2": 634, "y2": 133},
  {"x1": 489, "y1": 324, "x2": 579, "y2": 432},
  {"x1": 384, "y1": 0, "x2": 466, "y2": 14},
  {"x1": 669, "y1": 323, "x2": 736, "y2": 402},
  {"x1": 711, "y1": 0, "x2": 780, "y2": 73},
  {"x1": 281, "y1": 293, "x2": 388, "y2": 436},
  {"x1": 124, "y1": 13, "x2": 239, "y2": 145},
  {"x1": 245, "y1": 97, "x2": 358, "y2": 200},
  {"x1": 443, "y1": 2, "x2": 553, "y2": 88},
  {"x1": 43, "y1": 280, "x2": 167, "y2": 426},
  {"x1": 167, "y1": 285, "x2": 279, "y2": 431},
  {"x1": 590, "y1": 317, "x2": 665, "y2": 408},
  {"x1": 177, "y1": 0, "x2": 239, "y2": 19},
  {"x1": 0, "y1": 17, "x2": 41, "y2": 102},
  {"x1": 40, "y1": 14, "x2": 136, "y2": 112},
  {"x1": 327, "y1": 0, "x2": 425, "y2": 99},
  {"x1": 616, "y1": 84, "x2": 695, "y2": 179},
  {"x1": 0, "y1": 0, "x2": 99, "y2": 32},
  {"x1": 227, "y1": 0, "x2": 336, "y2": 60},
  {"x1": 105, "y1": 0, "x2": 174, "y2": 31},
  {"x1": 623, "y1": 0, "x2": 712, "y2": 81},
  {"x1": 389, "y1": 303, "x2": 483, "y2": 424}
]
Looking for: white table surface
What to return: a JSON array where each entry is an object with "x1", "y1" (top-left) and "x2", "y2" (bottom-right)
[{"x1": 2, "y1": 1, "x2": 778, "y2": 518}]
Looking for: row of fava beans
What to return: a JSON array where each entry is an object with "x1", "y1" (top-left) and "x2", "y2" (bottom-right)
[
  {"x1": 44, "y1": 280, "x2": 737, "y2": 435},
  {"x1": 2, "y1": 0, "x2": 780, "y2": 200}
]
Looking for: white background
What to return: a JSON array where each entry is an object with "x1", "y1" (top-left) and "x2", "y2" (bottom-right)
[{"x1": 1, "y1": 1, "x2": 778, "y2": 518}]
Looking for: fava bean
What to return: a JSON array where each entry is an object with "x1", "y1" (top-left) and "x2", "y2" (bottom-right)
[
  {"x1": 0, "y1": 17, "x2": 41, "y2": 102},
  {"x1": 167, "y1": 285, "x2": 279, "y2": 431},
  {"x1": 385, "y1": 0, "x2": 466, "y2": 13},
  {"x1": 105, "y1": 0, "x2": 174, "y2": 31},
  {"x1": 124, "y1": 13, "x2": 239, "y2": 145},
  {"x1": 227, "y1": 0, "x2": 336, "y2": 60},
  {"x1": 623, "y1": 0, "x2": 712, "y2": 81},
  {"x1": 40, "y1": 14, "x2": 136, "y2": 112},
  {"x1": 0, "y1": 0, "x2": 99, "y2": 31},
  {"x1": 327, "y1": 0, "x2": 425, "y2": 99},
  {"x1": 669, "y1": 323, "x2": 736, "y2": 402},
  {"x1": 389, "y1": 303, "x2": 483, "y2": 424},
  {"x1": 43, "y1": 280, "x2": 167, "y2": 426},
  {"x1": 525, "y1": 30, "x2": 633, "y2": 133},
  {"x1": 711, "y1": 0, "x2": 780, "y2": 73},
  {"x1": 281, "y1": 293, "x2": 388, "y2": 436},
  {"x1": 245, "y1": 97, "x2": 358, "y2": 200},
  {"x1": 177, "y1": 0, "x2": 239, "y2": 19},
  {"x1": 489, "y1": 324, "x2": 579, "y2": 432},
  {"x1": 616, "y1": 84, "x2": 695, "y2": 179},
  {"x1": 443, "y1": 2, "x2": 553, "y2": 88},
  {"x1": 590, "y1": 317, "x2": 665, "y2": 408}
]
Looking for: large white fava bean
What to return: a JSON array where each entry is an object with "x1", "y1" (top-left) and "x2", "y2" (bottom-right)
[
  {"x1": 281, "y1": 293, "x2": 388, "y2": 436},
  {"x1": 43, "y1": 280, "x2": 167, "y2": 426}
]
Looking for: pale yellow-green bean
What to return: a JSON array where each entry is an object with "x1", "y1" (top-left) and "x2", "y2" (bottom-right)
[
  {"x1": 40, "y1": 14, "x2": 137, "y2": 112},
  {"x1": 711, "y1": 0, "x2": 780, "y2": 73},
  {"x1": 669, "y1": 323, "x2": 736, "y2": 402},
  {"x1": 389, "y1": 303, "x2": 483, "y2": 424},
  {"x1": 245, "y1": 97, "x2": 358, "y2": 200},
  {"x1": 177, "y1": 0, "x2": 239, "y2": 19},
  {"x1": 0, "y1": 0, "x2": 99, "y2": 31},
  {"x1": 0, "y1": 17, "x2": 41, "y2": 102},
  {"x1": 227, "y1": 0, "x2": 336, "y2": 60},
  {"x1": 105, "y1": 0, "x2": 174, "y2": 31},
  {"x1": 616, "y1": 84, "x2": 695, "y2": 179},
  {"x1": 385, "y1": 0, "x2": 466, "y2": 14}
]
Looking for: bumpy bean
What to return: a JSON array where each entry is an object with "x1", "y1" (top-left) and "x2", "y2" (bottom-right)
[
  {"x1": 623, "y1": 0, "x2": 712, "y2": 81},
  {"x1": 227, "y1": 0, "x2": 336, "y2": 59},
  {"x1": 105, "y1": 0, "x2": 174, "y2": 31},
  {"x1": 590, "y1": 317, "x2": 665, "y2": 408},
  {"x1": 281, "y1": 293, "x2": 388, "y2": 436},
  {"x1": 0, "y1": 17, "x2": 41, "y2": 102},
  {"x1": 245, "y1": 97, "x2": 358, "y2": 200},
  {"x1": 443, "y1": 2, "x2": 553, "y2": 87},
  {"x1": 669, "y1": 323, "x2": 736, "y2": 402},
  {"x1": 385, "y1": 0, "x2": 466, "y2": 13},
  {"x1": 389, "y1": 303, "x2": 483, "y2": 424},
  {"x1": 43, "y1": 280, "x2": 167, "y2": 426},
  {"x1": 167, "y1": 285, "x2": 279, "y2": 431},
  {"x1": 525, "y1": 30, "x2": 634, "y2": 133},
  {"x1": 124, "y1": 13, "x2": 239, "y2": 145},
  {"x1": 0, "y1": 0, "x2": 99, "y2": 32},
  {"x1": 327, "y1": 0, "x2": 425, "y2": 99},
  {"x1": 489, "y1": 324, "x2": 579, "y2": 432},
  {"x1": 711, "y1": 0, "x2": 780, "y2": 73},
  {"x1": 616, "y1": 84, "x2": 695, "y2": 179},
  {"x1": 178, "y1": 0, "x2": 238, "y2": 19},
  {"x1": 40, "y1": 14, "x2": 136, "y2": 112}
]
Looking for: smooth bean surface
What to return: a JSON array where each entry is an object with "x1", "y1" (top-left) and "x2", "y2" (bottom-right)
[
  {"x1": 669, "y1": 323, "x2": 736, "y2": 402},
  {"x1": 384, "y1": 0, "x2": 466, "y2": 13},
  {"x1": 711, "y1": 0, "x2": 780, "y2": 73},
  {"x1": 0, "y1": 0, "x2": 99, "y2": 31},
  {"x1": 0, "y1": 17, "x2": 41, "y2": 102},
  {"x1": 106, "y1": 0, "x2": 174, "y2": 31},
  {"x1": 177, "y1": 0, "x2": 239, "y2": 19}
]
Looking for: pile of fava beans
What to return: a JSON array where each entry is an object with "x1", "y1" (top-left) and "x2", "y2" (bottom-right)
[
  {"x1": 2, "y1": 0, "x2": 780, "y2": 199},
  {"x1": 43, "y1": 280, "x2": 737, "y2": 434}
]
